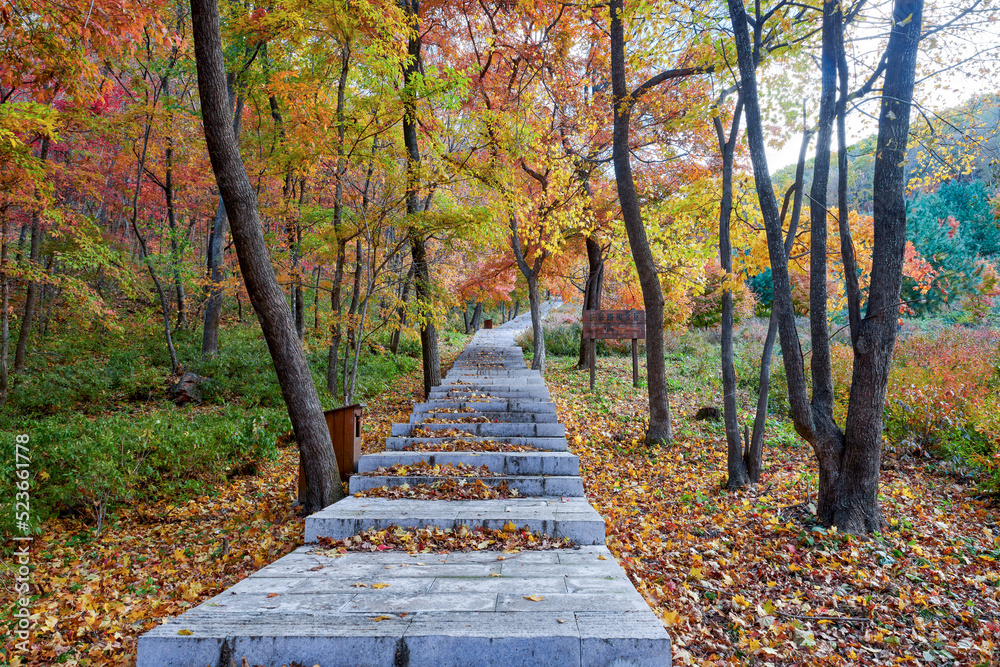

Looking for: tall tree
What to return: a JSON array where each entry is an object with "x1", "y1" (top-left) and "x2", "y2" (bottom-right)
[
  {"x1": 728, "y1": 0, "x2": 924, "y2": 532},
  {"x1": 609, "y1": 0, "x2": 710, "y2": 444},
  {"x1": 399, "y1": 0, "x2": 441, "y2": 397},
  {"x1": 190, "y1": 0, "x2": 342, "y2": 514}
]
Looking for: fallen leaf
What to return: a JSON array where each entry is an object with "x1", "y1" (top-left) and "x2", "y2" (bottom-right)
[{"x1": 523, "y1": 594, "x2": 545, "y2": 602}]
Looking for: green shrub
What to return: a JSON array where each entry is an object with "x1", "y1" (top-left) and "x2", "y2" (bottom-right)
[
  {"x1": 515, "y1": 323, "x2": 644, "y2": 358},
  {"x1": 0, "y1": 406, "x2": 284, "y2": 535}
]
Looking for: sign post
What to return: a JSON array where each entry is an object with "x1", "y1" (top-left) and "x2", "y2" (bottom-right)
[{"x1": 582, "y1": 309, "x2": 646, "y2": 391}]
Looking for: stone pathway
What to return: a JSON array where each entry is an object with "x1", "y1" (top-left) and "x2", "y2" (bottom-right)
[{"x1": 139, "y1": 304, "x2": 671, "y2": 666}]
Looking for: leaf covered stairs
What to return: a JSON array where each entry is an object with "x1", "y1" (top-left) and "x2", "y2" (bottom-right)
[{"x1": 138, "y1": 318, "x2": 672, "y2": 666}]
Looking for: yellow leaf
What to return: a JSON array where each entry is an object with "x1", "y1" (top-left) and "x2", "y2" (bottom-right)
[
  {"x1": 371, "y1": 615, "x2": 393, "y2": 622},
  {"x1": 523, "y1": 594, "x2": 546, "y2": 602},
  {"x1": 372, "y1": 583, "x2": 391, "y2": 589},
  {"x1": 597, "y1": 555, "x2": 608, "y2": 561},
  {"x1": 662, "y1": 610, "x2": 680, "y2": 625},
  {"x1": 177, "y1": 629, "x2": 193, "y2": 636}
]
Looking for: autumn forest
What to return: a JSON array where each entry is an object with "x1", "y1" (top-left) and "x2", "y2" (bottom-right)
[{"x1": 3, "y1": 0, "x2": 1000, "y2": 664}]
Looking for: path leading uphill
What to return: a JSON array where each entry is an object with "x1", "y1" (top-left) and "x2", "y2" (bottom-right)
[{"x1": 139, "y1": 305, "x2": 671, "y2": 666}]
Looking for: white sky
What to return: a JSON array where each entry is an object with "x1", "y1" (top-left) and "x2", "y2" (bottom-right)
[{"x1": 763, "y1": 1, "x2": 1000, "y2": 173}]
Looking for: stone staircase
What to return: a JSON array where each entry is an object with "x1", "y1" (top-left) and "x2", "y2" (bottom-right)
[{"x1": 138, "y1": 312, "x2": 671, "y2": 666}]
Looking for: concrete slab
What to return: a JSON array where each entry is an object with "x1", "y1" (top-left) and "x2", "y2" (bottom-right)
[
  {"x1": 137, "y1": 546, "x2": 670, "y2": 667},
  {"x1": 348, "y1": 474, "x2": 585, "y2": 498},
  {"x1": 304, "y1": 497, "x2": 606, "y2": 544},
  {"x1": 357, "y1": 451, "x2": 580, "y2": 476}
]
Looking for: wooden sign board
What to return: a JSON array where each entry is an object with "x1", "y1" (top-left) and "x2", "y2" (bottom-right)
[
  {"x1": 581, "y1": 310, "x2": 645, "y2": 390},
  {"x1": 582, "y1": 309, "x2": 645, "y2": 340}
]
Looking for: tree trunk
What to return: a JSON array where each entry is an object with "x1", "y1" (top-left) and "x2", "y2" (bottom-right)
[
  {"x1": 343, "y1": 238, "x2": 363, "y2": 402},
  {"x1": 577, "y1": 235, "x2": 604, "y2": 370},
  {"x1": 747, "y1": 116, "x2": 812, "y2": 482},
  {"x1": 462, "y1": 301, "x2": 472, "y2": 334},
  {"x1": 202, "y1": 73, "x2": 244, "y2": 358},
  {"x1": 510, "y1": 217, "x2": 547, "y2": 374},
  {"x1": 470, "y1": 301, "x2": 483, "y2": 332},
  {"x1": 400, "y1": 0, "x2": 440, "y2": 397},
  {"x1": 131, "y1": 118, "x2": 179, "y2": 374},
  {"x1": 13, "y1": 137, "x2": 50, "y2": 375},
  {"x1": 610, "y1": 0, "x2": 672, "y2": 444},
  {"x1": 1, "y1": 211, "x2": 10, "y2": 406},
  {"x1": 390, "y1": 264, "x2": 413, "y2": 355},
  {"x1": 164, "y1": 75, "x2": 187, "y2": 329},
  {"x1": 728, "y1": 0, "x2": 921, "y2": 533},
  {"x1": 526, "y1": 274, "x2": 545, "y2": 372},
  {"x1": 836, "y1": 0, "x2": 923, "y2": 534},
  {"x1": 715, "y1": 93, "x2": 747, "y2": 489},
  {"x1": 411, "y1": 236, "x2": 440, "y2": 395},
  {"x1": 191, "y1": 0, "x2": 341, "y2": 514},
  {"x1": 327, "y1": 240, "x2": 346, "y2": 397},
  {"x1": 326, "y1": 43, "x2": 351, "y2": 397},
  {"x1": 313, "y1": 265, "x2": 321, "y2": 330}
]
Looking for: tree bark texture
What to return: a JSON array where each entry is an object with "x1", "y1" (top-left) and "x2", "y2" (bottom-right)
[
  {"x1": 837, "y1": 0, "x2": 923, "y2": 534},
  {"x1": 191, "y1": 0, "x2": 341, "y2": 514},
  {"x1": 714, "y1": 93, "x2": 747, "y2": 489},
  {"x1": 13, "y1": 137, "x2": 50, "y2": 375},
  {"x1": 400, "y1": 0, "x2": 441, "y2": 397},
  {"x1": 201, "y1": 73, "x2": 243, "y2": 358},
  {"x1": 610, "y1": 0, "x2": 672, "y2": 444},
  {"x1": 1, "y1": 211, "x2": 10, "y2": 406},
  {"x1": 728, "y1": 0, "x2": 922, "y2": 532},
  {"x1": 577, "y1": 235, "x2": 604, "y2": 370}
]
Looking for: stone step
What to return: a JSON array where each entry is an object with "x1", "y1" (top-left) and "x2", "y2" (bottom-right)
[
  {"x1": 348, "y1": 474, "x2": 585, "y2": 497},
  {"x1": 428, "y1": 389, "x2": 551, "y2": 401},
  {"x1": 446, "y1": 370, "x2": 539, "y2": 377},
  {"x1": 411, "y1": 411, "x2": 559, "y2": 424},
  {"x1": 304, "y1": 497, "x2": 606, "y2": 545},
  {"x1": 440, "y1": 377, "x2": 545, "y2": 387},
  {"x1": 392, "y1": 422, "x2": 566, "y2": 438},
  {"x1": 358, "y1": 451, "x2": 580, "y2": 476},
  {"x1": 412, "y1": 400, "x2": 557, "y2": 414},
  {"x1": 136, "y1": 547, "x2": 670, "y2": 667},
  {"x1": 384, "y1": 436, "x2": 569, "y2": 452}
]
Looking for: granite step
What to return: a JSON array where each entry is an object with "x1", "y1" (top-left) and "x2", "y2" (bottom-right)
[
  {"x1": 304, "y1": 497, "x2": 606, "y2": 544},
  {"x1": 384, "y1": 436, "x2": 569, "y2": 452},
  {"x1": 392, "y1": 422, "x2": 566, "y2": 438},
  {"x1": 136, "y1": 547, "x2": 670, "y2": 667},
  {"x1": 348, "y1": 474, "x2": 586, "y2": 497},
  {"x1": 411, "y1": 400, "x2": 557, "y2": 414},
  {"x1": 428, "y1": 389, "x2": 551, "y2": 401},
  {"x1": 411, "y1": 411, "x2": 560, "y2": 424},
  {"x1": 358, "y1": 451, "x2": 580, "y2": 476}
]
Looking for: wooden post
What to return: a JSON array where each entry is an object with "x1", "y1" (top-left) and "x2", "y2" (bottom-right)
[
  {"x1": 632, "y1": 338, "x2": 638, "y2": 387},
  {"x1": 589, "y1": 338, "x2": 596, "y2": 391}
]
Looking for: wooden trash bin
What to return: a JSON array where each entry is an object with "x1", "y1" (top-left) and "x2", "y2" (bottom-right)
[
  {"x1": 483, "y1": 318, "x2": 493, "y2": 329},
  {"x1": 298, "y1": 404, "x2": 364, "y2": 503},
  {"x1": 325, "y1": 404, "x2": 364, "y2": 482}
]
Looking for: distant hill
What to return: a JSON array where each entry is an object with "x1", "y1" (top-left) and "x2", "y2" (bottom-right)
[{"x1": 772, "y1": 93, "x2": 1000, "y2": 214}]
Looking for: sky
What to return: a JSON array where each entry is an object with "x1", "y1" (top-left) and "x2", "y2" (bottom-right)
[{"x1": 762, "y1": 1, "x2": 1000, "y2": 174}]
